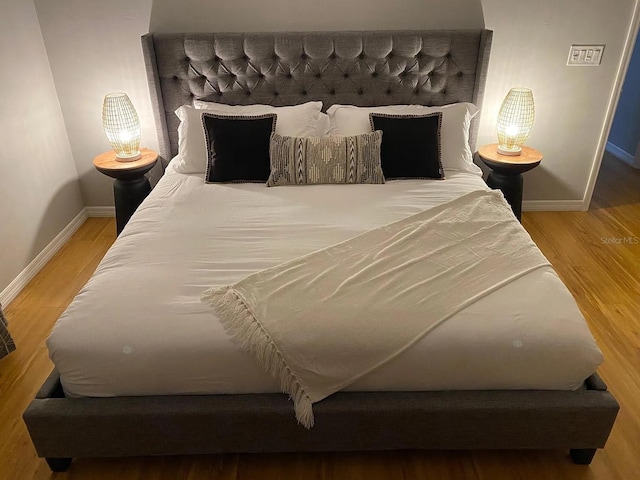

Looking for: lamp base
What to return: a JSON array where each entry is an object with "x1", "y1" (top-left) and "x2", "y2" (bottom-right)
[
  {"x1": 497, "y1": 145, "x2": 522, "y2": 156},
  {"x1": 115, "y1": 152, "x2": 142, "y2": 162}
]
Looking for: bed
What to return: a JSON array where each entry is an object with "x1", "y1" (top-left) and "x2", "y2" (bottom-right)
[{"x1": 23, "y1": 30, "x2": 618, "y2": 472}]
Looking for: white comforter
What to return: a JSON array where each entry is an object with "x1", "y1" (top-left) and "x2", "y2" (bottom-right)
[
  {"x1": 48, "y1": 163, "x2": 603, "y2": 397},
  {"x1": 205, "y1": 190, "x2": 554, "y2": 427}
]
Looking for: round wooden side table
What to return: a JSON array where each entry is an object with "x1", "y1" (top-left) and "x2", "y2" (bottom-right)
[
  {"x1": 93, "y1": 148, "x2": 158, "y2": 235},
  {"x1": 477, "y1": 144, "x2": 543, "y2": 221}
]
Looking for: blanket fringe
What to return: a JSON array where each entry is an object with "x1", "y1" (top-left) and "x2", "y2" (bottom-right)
[{"x1": 202, "y1": 286, "x2": 315, "y2": 428}]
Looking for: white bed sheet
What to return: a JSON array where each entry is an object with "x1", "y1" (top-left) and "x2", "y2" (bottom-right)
[{"x1": 48, "y1": 163, "x2": 602, "y2": 397}]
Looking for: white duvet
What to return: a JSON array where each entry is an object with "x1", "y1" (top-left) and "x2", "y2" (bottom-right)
[{"x1": 48, "y1": 163, "x2": 603, "y2": 397}]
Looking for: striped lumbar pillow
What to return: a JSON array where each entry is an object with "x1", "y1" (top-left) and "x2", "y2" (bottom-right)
[{"x1": 267, "y1": 131, "x2": 385, "y2": 186}]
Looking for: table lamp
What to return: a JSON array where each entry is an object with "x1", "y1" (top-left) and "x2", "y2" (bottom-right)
[
  {"x1": 496, "y1": 88, "x2": 535, "y2": 156},
  {"x1": 102, "y1": 93, "x2": 141, "y2": 161}
]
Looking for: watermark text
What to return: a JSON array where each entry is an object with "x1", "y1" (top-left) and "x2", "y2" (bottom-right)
[{"x1": 600, "y1": 236, "x2": 639, "y2": 245}]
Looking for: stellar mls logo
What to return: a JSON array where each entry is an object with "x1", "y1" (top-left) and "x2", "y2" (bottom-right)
[{"x1": 600, "y1": 236, "x2": 639, "y2": 245}]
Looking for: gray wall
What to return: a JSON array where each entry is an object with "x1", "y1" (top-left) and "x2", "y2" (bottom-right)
[
  {"x1": 608, "y1": 32, "x2": 640, "y2": 165},
  {"x1": 0, "y1": 0, "x2": 84, "y2": 294},
  {"x1": 34, "y1": 0, "x2": 159, "y2": 208}
]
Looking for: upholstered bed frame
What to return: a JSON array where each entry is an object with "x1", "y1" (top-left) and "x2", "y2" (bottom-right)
[{"x1": 23, "y1": 30, "x2": 618, "y2": 473}]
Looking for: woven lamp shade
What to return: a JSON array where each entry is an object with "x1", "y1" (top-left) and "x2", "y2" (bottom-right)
[
  {"x1": 102, "y1": 93, "x2": 141, "y2": 161},
  {"x1": 496, "y1": 88, "x2": 535, "y2": 156}
]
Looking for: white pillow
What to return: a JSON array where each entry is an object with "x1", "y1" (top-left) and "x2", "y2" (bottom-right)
[
  {"x1": 327, "y1": 103, "x2": 481, "y2": 175},
  {"x1": 316, "y1": 112, "x2": 331, "y2": 136},
  {"x1": 174, "y1": 101, "x2": 323, "y2": 174}
]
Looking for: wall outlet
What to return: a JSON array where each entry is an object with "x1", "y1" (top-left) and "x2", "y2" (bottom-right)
[{"x1": 568, "y1": 45, "x2": 605, "y2": 66}]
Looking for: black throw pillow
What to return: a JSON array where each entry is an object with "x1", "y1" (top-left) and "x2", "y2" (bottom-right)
[
  {"x1": 202, "y1": 113, "x2": 277, "y2": 183},
  {"x1": 369, "y1": 112, "x2": 444, "y2": 179}
]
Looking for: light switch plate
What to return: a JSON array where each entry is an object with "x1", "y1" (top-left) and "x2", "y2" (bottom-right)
[{"x1": 568, "y1": 45, "x2": 605, "y2": 66}]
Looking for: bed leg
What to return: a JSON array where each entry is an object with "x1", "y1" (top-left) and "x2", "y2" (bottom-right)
[
  {"x1": 570, "y1": 448, "x2": 597, "y2": 465},
  {"x1": 45, "y1": 457, "x2": 72, "y2": 472}
]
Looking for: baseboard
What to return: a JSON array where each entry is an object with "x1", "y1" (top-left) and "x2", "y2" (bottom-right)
[
  {"x1": 0, "y1": 209, "x2": 88, "y2": 306},
  {"x1": 606, "y1": 142, "x2": 640, "y2": 168},
  {"x1": 522, "y1": 200, "x2": 584, "y2": 212},
  {"x1": 86, "y1": 206, "x2": 115, "y2": 217}
]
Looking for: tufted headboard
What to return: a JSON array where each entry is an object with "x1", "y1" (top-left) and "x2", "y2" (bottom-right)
[{"x1": 141, "y1": 30, "x2": 492, "y2": 166}]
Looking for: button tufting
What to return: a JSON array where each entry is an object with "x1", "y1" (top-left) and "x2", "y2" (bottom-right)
[
  {"x1": 246, "y1": 91, "x2": 251, "y2": 96},
  {"x1": 302, "y1": 90, "x2": 307, "y2": 95},
  {"x1": 274, "y1": 91, "x2": 279, "y2": 96},
  {"x1": 358, "y1": 53, "x2": 365, "y2": 59},
  {"x1": 259, "y1": 73, "x2": 265, "y2": 78},
  {"x1": 330, "y1": 53, "x2": 336, "y2": 59},
  {"x1": 286, "y1": 73, "x2": 292, "y2": 78},
  {"x1": 173, "y1": 75, "x2": 179, "y2": 80},
  {"x1": 446, "y1": 53, "x2": 452, "y2": 58},
  {"x1": 243, "y1": 55, "x2": 249, "y2": 60},
  {"x1": 343, "y1": 73, "x2": 349, "y2": 78},
  {"x1": 388, "y1": 52, "x2": 394, "y2": 58},
  {"x1": 315, "y1": 73, "x2": 321, "y2": 78},
  {"x1": 330, "y1": 89, "x2": 336, "y2": 95},
  {"x1": 372, "y1": 72, "x2": 378, "y2": 78},
  {"x1": 301, "y1": 53, "x2": 307, "y2": 59},
  {"x1": 358, "y1": 88, "x2": 363, "y2": 95},
  {"x1": 457, "y1": 72, "x2": 463, "y2": 77},
  {"x1": 185, "y1": 57, "x2": 190, "y2": 61},
  {"x1": 386, "y1": 89, "x2": 392, "y2": 94}
]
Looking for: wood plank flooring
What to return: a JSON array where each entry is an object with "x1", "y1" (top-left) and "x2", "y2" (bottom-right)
[{"x1": 1, "y1": 152, "x2": 639, "y2": 479}]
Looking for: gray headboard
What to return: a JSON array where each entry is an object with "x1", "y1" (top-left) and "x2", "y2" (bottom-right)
[{"x1": 141, "y1": 30, "x2": 492, "y2": 166}]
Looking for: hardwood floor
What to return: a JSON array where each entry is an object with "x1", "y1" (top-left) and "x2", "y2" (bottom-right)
[{"x1": 1, "y1": 152, "x2": 639, "y2": 479}]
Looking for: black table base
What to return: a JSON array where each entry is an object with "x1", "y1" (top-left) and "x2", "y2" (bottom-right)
[
  {"x1": 113, "y1": 177, "x2": 152, "y2": 235},
  {"x1": 487, "y1": 171, "x2": 524, "y2": 221}
]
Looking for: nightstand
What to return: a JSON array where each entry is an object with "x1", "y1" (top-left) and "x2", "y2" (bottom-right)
[
  {"x1": 477, "y1": 144, "x2": 543, "y2": 221},
  {"x1": 93, "y1": 148, "x2": 158, "y2": 235}
]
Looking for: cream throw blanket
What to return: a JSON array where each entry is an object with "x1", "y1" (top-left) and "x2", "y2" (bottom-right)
[{"x1": 202, "y1": 190, "x2": 551, "y2": 428}]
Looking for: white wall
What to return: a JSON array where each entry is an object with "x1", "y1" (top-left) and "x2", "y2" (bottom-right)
[
  {"x1": 0, "y1": 0, "x2": 84, "y2": 294},
  {"x1": 148, "y1": 0, "x2": 638, "y2": 205},
  {"x1": 479, "y1": 0, "x2": 637, "y2": 202},
  {"x1": 26, "y1": 0, "x2": 640, "y2": 207},
  {"x1": 149, "y1": 0, "x2": 485, "y2": 32},
  {"x1": 6, "y1": 0, "x2": 633, "y2": 300},
  {"x1": 34, "y1": 0, "x2": 158, "y2": 208},
  {"x1": 34, "y1": 0, "x2": 483, "y2": 208}
]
